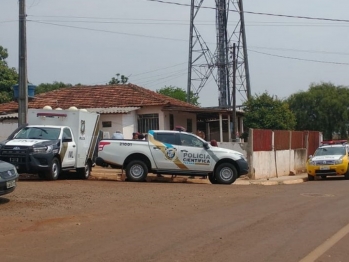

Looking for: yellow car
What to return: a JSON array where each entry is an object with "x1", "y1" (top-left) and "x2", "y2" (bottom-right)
[{"x1": 307, "y1": 144, "x2": 349, "y2": 181}]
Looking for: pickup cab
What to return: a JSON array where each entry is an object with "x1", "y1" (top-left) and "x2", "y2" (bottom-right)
[{"x1": 96, "y1": 130, "x2": 249, "y2": 184}]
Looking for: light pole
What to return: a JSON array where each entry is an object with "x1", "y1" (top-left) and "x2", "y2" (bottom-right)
[{"x1": 18, "y1": 0, "x2": 28, "y2": 126}]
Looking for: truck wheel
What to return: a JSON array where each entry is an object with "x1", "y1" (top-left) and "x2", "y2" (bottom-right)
[
  {"x1": 215, "y1": 163, "x2": 237, "y2": 184},
  {"x1": 46, "y1": 157, "x2": 61, "y2": 180},
  {"x1": 208, "y1": 173, "x2": 218, "y2": 184},
  {"x1": 126, "y1": 160, "x2": 148, "y2": 182},
  {"x1": 77, "y1": 162, "x2": 91, "y2": 179},
  {"x1": 308, "y1": 174, "x2": 315, "y2": 181}
]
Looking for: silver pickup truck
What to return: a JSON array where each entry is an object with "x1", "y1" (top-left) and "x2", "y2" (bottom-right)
[{"x1": 96, "y1": 130, "x2": 249, "y2": 184}]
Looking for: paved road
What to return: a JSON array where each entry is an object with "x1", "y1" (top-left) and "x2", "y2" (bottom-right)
[{"x1": 1, "y1": 177, "x2": 349, "y2": 262}]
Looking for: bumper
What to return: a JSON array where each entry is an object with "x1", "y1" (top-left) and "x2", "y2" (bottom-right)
[
  {"x1": 1, "y1": 153, "x2": 55, "y2": 174},
  {"x1": 307, "y1": 163, "x2": 348, "y2": 176},
  {"x1": 236, "y1": 158, "x2": 249, "y2": 176},
  {"x1": 0, "y1": 178, "x2": 18, "y2": 196}
]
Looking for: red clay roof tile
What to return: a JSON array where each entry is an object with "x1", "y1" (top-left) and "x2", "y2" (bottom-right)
[{"x1": 0, "y1": 84, "x2": 199, "y2": 114}]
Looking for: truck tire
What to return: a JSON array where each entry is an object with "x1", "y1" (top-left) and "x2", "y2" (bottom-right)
[
  {"x1": 126, "y1": 160, "x2": 148, "y2": 182},
  {"x1": 307, "y1": 174, "x2": 315, "y2": 181},
  {"x1": 77, "y1": 162, "x2": 91, "y2": 180},
  {"x1": 215, "y1": 163, "x2": 237, "y2": 185},
  {"x1": 208, "y1": 173, "x2": 218, "y2": 184},
  {"x1": 46, "y1": 157, "x2": 61, "y2": 180}
]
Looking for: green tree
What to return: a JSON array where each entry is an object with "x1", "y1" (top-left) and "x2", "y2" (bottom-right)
[
  {"x1": 156, "y1": 86, "x2": 200, "y2": 106},
  {"x1": 0, "y1": 46, "x2": 18, "y2": 103},
  {"x1": 35, "y1": 81, "x2": 72, "y2": 94},
  {"x1": 108, "y1": 73, "x2": 128, "y2": 85},
  {"x1": 243, "y1": 92, "x2": 296, "y2": 130},
  {"x1": 288, "y1": 82, "x2": 349, "y2": 139}
]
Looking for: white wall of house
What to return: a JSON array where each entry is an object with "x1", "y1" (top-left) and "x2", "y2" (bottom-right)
[
  {"x1": 99, "y1": 112, "x2": 137, "y2": 139},
  {"x1": 0, "y1": 119, "x2": 17, "y2": 142}
]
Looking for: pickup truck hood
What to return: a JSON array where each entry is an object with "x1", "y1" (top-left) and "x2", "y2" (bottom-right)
[
  {"x1": 311, "y1": 155, "x2": 343, "y2": 161},
  {"x1": 5, "y1": 139, "x2": 51, "y2": 146},
  {"x1": 210, "y1": 146, "x2": 245, "y2": 157}
]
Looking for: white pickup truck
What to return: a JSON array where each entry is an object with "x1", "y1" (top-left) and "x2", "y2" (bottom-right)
[{"x1": 96, "y1": 130, "x2": 249, "y2": 184}]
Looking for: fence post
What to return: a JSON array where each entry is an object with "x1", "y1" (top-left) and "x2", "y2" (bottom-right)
[{"x1": 247, "y1": 128, "x2": 254, "y2": 179}]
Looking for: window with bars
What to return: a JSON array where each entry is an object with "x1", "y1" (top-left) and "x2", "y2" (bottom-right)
[{"x1": 137, "y1": 114, "x2": 159, "y2": 133}]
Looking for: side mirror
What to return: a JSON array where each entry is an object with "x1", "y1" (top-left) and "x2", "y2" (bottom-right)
[
  {"x1": 62, "y1": 137, "x2": 72, "y2": 143},
  {"x1": 308, "y1": 155, "x2": 313, "y2": 159},
  {"x1": 203, "y1": 142, "x2": 209, "y2": 149}
]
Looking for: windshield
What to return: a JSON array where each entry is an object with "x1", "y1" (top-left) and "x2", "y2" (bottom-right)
[
  {"x1": 14, "y1": 127, "x2": 61, "y2": 140},
  {"x1": 314, "y1": 146, "x2": 346, "y2": 156}
]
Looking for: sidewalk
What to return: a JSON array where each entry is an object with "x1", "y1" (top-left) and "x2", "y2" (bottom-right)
[{"x1": 90, "y1": 167, "x2": 308, "y2": 185}]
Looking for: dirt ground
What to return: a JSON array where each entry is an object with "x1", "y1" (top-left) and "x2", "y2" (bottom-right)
[
  {"x1": 0, "y1": 173, "x2": 275, "y2": 262},
  {"x1": 2, "y1": 173, "x2": 349, "y2": 262}
]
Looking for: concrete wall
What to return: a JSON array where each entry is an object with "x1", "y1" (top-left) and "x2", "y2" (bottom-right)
[{"x1": 251, "y1": 149, "x2": 307, "y2": 179}]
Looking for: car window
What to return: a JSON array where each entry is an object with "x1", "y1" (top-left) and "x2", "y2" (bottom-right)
[
  {"x1": 63, "y1": 128, "x2": 72, "y2": 139},
  {"x1": 314, "y1": 146, "x2": 346, "y2": 156},
  {"x1": 179, "y1": 133, "x2": 204, "y2": 148},
  {"x1": 154, "y1": 133, "x2": 179, "y2": 145}
]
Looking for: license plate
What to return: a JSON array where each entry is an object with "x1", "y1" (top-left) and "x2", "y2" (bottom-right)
[
  {"x1": 320, "y1": 166, "x2": 330, "y2": 170},
  {"x1": 10, "y1": 158, "x2": 19, "y2": 163},
  {"x1": 6, "y1": 180, "x2": 16, "y2": 189}
]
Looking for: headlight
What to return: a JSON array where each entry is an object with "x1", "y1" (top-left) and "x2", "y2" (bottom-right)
[
  {"x1": 33, "y1": 145, "x2": 53, "y2": 153},
  {"x1": 335, "y1": 159, "x2": 343, "y2": 164},
  {"x1": 240, "y1": 154, "x2": 247, "y2": 161},
  {"x1": 309, "y1": 160, "x2": 316, "y2": 165}
]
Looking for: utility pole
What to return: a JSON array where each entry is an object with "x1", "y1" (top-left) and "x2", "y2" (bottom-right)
[
  {"x1": 18, "y1": 0, "x2": 28, "y2": 127},
  {"x1": 186, "y1": 0, "x2": 195, "y2": 103},
  {"x1": 232, "y1": 43, "x2": 237, "y2": 140}
]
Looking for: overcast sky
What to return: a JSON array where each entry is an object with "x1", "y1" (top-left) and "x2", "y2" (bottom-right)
[{"x1": 1, "y1": 0, "x2": 349, "y2": 107}]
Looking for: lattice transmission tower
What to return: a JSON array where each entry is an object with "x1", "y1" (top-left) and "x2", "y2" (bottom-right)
[{"x1": 186, "y1": 0, "x2": 251, "y2": 107}]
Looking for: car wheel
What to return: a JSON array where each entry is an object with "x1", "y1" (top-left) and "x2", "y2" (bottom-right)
[
  {"x1": 308, "y1": 174, "x2": 315, "y2": 181},
  {"x1": 215, "y1": 163, "x2": 237, "y2": 185},
  {"x1": 126, "y1": 160, "x2": 148, "y2": 182},
  {"x1": 345, "y1": 167, "x2": 349, "y2": 180},
  {"x1": 46, "y1": 157, "x2": 61, "y2": 180},
  {"x1": 208, "y1": 173, "x2": 218, "y2": 184},
  {"x1": 77, "y1": 162, "x2": 91, "y2": 179}
]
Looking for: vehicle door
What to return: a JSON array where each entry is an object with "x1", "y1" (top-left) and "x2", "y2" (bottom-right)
[
  {"x1": 176, "y1": 133, "x2": 212, "y2": 171},
  {"x1": 60, "y1": 128, "x2": 77, "y2": 168},
  {"x1": 149, "y1": 132, "x2": 183, "y2": 170}
]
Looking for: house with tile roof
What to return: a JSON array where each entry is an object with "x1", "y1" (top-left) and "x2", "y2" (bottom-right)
[{"x1": 0, "y1": 84, "x2": 245, "y2": 142}]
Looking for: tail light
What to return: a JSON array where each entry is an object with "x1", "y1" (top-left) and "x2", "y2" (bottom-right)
[{"x1": 98, "y1": 141, "x2": 110, "y2": 151}]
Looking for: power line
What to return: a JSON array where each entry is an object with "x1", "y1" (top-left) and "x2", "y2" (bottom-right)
[
  {"x1": 28, "y1": 20, "x2": 189, "y2": 42},
  {"x1": 27, "y1": 18, "x2": 349, "y2": 27},
  {"x1": 248, "y1": 49, "x2": 349, "y2": 65},
  {"x1": 146, "y1": 0, "x2": 349, "y2": 23},
  {"x1": 248, "y1": 46, "x2": 349, "y2": 56},
  {"x1": 28, "y1": 20, "x2": 349, "y2": 57}
]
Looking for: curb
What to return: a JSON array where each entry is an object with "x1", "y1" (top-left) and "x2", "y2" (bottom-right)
[{"x1": 90, "y1": 173, "x2": 308, "y2": 186}]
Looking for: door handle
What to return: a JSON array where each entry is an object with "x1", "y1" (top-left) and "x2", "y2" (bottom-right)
[
  {"x1": 153, "y1": 147, "x2": 160, "y2": 150},
  {"x1": 181, "y1": 150, "x2": 188, "y2": 152},
  {"x1": 73, "y1": 145, "x2": 76, "y2": 148}
]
